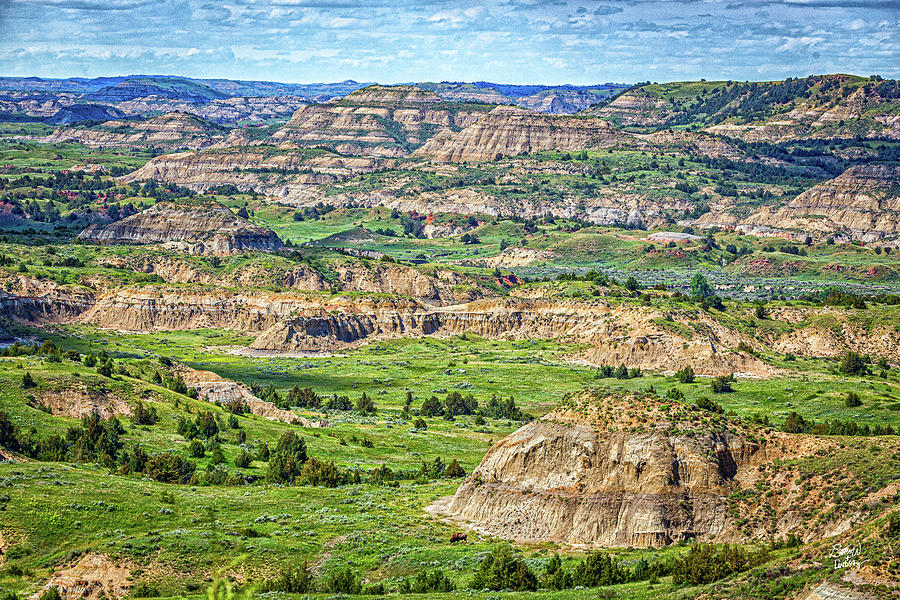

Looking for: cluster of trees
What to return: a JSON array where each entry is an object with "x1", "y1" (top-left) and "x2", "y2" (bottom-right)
[
  {"x1": 0, "y1": 409, "x2": 123, "y2": 467},
  {"x1": 839, "y1": 351, "x2": 890, "y2": 377},
  {"x1": 2, "y1": 340, "x2": 80, "y2": 363},
  {"x1": 782, "y1": 411, "x2": 896, "y2": 437},
  {"x1": 595, "y1": 364, "x2": 643, "y2": 380},
  {"x1": 470, "y1": 543, "x2": 745, "y2": 592},
  {"x1": 290, "y1": 202, "x2": 337, "y2": 222},
  {"x1": 415, "y1": 391, "x2": 527, "y2": 422},
  {"x1": 255, "y1": 385, "x2": 376, "y2": 414},
  {"x1": 259, "y1": 539, "x2": 769, "y2": 596}
]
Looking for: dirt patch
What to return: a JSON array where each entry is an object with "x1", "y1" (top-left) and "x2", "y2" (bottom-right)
[
  {"x1": 35, "y1": 553, "x2": 132, "y2": 600},
  {"x1": 38, "y1": 387, "x2": 132, "y2": 419}
]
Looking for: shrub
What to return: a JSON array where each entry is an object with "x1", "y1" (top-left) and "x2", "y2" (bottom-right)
[
  {"x1": 543, "y1": 554, "x2": 572, "y2": 590},
  {"x1": 572, "y1": 551, "x2": 624, "y2": 588},
  {"x1": 420, "y1": 396, "x2": 443, "y2": 417},
  {"x1": 711, "y1": 376, "x2": 733, "y2": 393},
  {"x1": 675, "y1": 366, "x2": 695, "y2": 384},
  {"x1": 129, "y1": 581, "x2": 160, "y2": 598},
  {"x1": 21, "y1": 372, "x2": 36, "y2": 389},
  {"x1": 471, "y1": 545, "x2": 537, "y2": 591},
  {"x1": 286, "y1": 385, "x2": 319, "y2": 409},
  {"x1": 144, "y1": 453, "x2": 195, "y2": 484},
  {"x1": 671, "y1": 544, "x2": 755, "y2": 585},
  {"x1": 267, "y1": 431, "x2": 308, "y2": 484},
  {"x1": 445, "y1": 459, "x2": 465, "y2": 478},
  {"x1": 38, "y1": 588, "x2": 61, "y2": 600},
  {"x1": 666, "y1": 387, "x2": 685, "y2": 401},
  {"x1": 839, "y1": 351, "x2": 868, "y2": 376},
  {"x1": 188, "y1": 439, "x2": 205, "y2": 458},
  {"x1": 132, "y1": 400, "x2": 158, "y2": 426},
  {"x1": 444, "y1": 391, "x2": 478, "y2": 416},
  {"x1": 355, "y1": 393, "x2": 375, "y2": 414},
  {"x1": 689, "y1": 273, "x2": 713, "y2": 299},
  {"x1": 195, "y1": 411, "x2": 219, "y2": 439},
  {"x1": 695, "y1": 396, "x2": 724, "y2": 413},
  {"x1": 783, "y1": 411, "x2": 808, "y2": 434},
  {"x1": 322, "y1": 567, "x2": 361, "y2": 595},
  {"x1": 301, "y1": 457, "x2": 342, "y2": 487},
  {"x1": 413, "y1": 417, "x2": 427, "y2": 429},
  {"x1": 234, "y1": 449, "x2": 253, "y2": 468},
  {"x1": 398, "y1": 569, "x2": 455, "y2": 593},
  {"x1": 844, "y1": 392, "x2": 862, "y2": 408},
  {"x1": 262, "y1": 564, "x2": 314, "y2": 593}
]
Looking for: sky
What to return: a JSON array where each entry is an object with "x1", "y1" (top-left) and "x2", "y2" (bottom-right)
[{"x1": 0, "y1": 0, "x2": 897, "y2": 85}]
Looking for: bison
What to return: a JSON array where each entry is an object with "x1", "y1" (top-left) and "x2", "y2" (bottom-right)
[{"x1": 450, "y1": 532, "x2": 467, "y2": 543}]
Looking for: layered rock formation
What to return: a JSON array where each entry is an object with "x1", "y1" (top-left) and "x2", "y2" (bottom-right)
[
  {"x1": 45, "y1": 112, "x2": 227, "y2": 150},
  {"x1": 441, "y1": 390, "x2": 898, "y2": 547},
  {"x1": 78, "y1": 201, "x2": 283, "y2": 254},
  {"x1": 414, "y1": 106, "x2": 632, "y2": 162},
  {"x1": 120, "y1": 148, "x2": 383, "y2": 192},
  {"x1": 270, "y1": 85, "x2": 486, "y2": 157},
  {"x1": 740, "y1": 164, "x2": 900, "y2": 243}
]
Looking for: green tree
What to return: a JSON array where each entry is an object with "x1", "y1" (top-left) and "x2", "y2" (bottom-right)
[{"x1": 689, "y1": 273, "x2": 713, "y2": 299}]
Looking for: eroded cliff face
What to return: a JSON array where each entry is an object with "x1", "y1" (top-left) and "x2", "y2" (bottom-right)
[
  {"x1": 5, "y1": 270, "x2": 886, "y2": 376},
  {"x1": 270, "y1": 85, "x2": 485, "y2": 158},
  {"x1": 441, "y1": 391, "x2": 897, "y2": 547},
  {"x1": 78, "y1": 201, "x2": 284, "y2": 254},
  {"x1": 44, "y1": 112, "x2": 226, "y2": 150},
  {"x1": 413, "y1": 106, "x2": 634, "y2": 162},
  {"x1": 119, "y1": 148, "x2": 384, "y2": 193},
  {"x1": 741, "y1": 164, "x2": 900, "y2": 243}
]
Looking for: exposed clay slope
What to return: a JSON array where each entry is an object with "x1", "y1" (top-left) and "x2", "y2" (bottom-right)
[
  {"x1": 741, "y1": 164, "x2": 900, "y2": 243},
  {"x1": 36, "y1": 553, "x2": 132, "y2": 600},
  {"x1": 93, "y1": 253, "x2": 481, "y2": 304},
  {"x1": 78, "y1": 201, "x2": 283, "y2": 254},
  {"x1": 4, "y1": 278, "x2": 894, "y2": 374},
  {"x1": 442, "y1": 390, "x2": 900, "y2": 547},
  {"x1": 414, "y1": 106, "x2": 632, "y2": 162},
  {"x1": 179, "y1": 368, "x2": 328, "y2": 427},
  {"x1": 38, "y1": 387, "x2": 131, "y2": 419},
  {"x1": 44, "y1": 112, "x2": 226, "y2": 150},
  {"x1": 120, "y1": 148, "x2": 382, "y2": 192}
]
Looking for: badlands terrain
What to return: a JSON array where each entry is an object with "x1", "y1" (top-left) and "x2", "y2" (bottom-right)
[{"x1": 0, "y1": 73, "x2": 899, "y2": 600}]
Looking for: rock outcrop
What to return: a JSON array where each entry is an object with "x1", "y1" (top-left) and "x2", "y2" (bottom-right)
[
  {"x1": 78, "y1": 201, "x2": 284, "y2": 254},
  {"x1": 270, "y1": 85, "x2": 486, "y2": 157},
  {"x1": 440, "y1": 390, "x2": 900, "y2": 547},
  {"x1": 414, "y1": 106, "x2": 632, "y2": 162},
  {"x1": 179, "y1": 368, "x2": 328, "y2": 427},
  {"x1": 741, "y1": 164, "x2": 900, "y2": 243},
  {"x1": 35, "y1": 554, "x2": 132, "y2": 600}
]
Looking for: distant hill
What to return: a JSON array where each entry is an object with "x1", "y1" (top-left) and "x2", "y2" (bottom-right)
[
  {"x1": 0, "y1": 75, "x2": 628, "y2": 114},
  {"x1": 85, "y1": 77, "x2": 229, "y2": 103},
  {"x1": 45, "y1": 103, "x2": 125, "y2": 124},
  {"x1": 590, "y1": 74, "x2": 900, "y2": 139},
  {"x1": 418, "y1": 81, "x2": 628, "y2": 114},
  {"x1": 0, "y1": 75, "x2": 374, "y2": 101}
]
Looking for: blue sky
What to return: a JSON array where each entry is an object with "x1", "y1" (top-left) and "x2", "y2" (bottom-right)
[{"x1": 0, "y1": 0, "x2": 897, "y2": 84}]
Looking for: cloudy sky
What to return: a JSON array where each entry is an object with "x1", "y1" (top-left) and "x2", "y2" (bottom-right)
[{"x1": 0, "y1": 0, "x2": 897, "y2": 84}]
